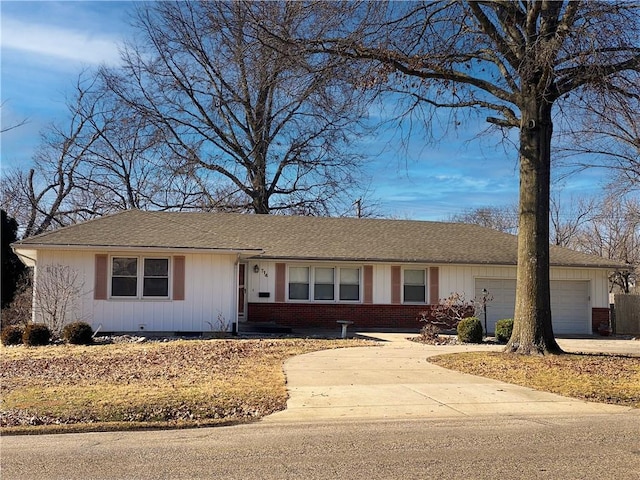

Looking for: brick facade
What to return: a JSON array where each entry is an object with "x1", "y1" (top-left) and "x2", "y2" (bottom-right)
[
  {"x1": 247, "y1": 302, "x2": 436, "y2": 329},
  {"x1": 248, "y1": 303, "x2": 611, "y2": 333},
  {"x1": 591, "y1": 307, "x2": 610, "y2": 333}
]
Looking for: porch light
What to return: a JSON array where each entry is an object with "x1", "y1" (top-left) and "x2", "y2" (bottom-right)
[{"x1": 253, "y1": 264, "x2": 260, "y2": 273}]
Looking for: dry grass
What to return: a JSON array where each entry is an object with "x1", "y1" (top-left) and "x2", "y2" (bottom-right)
[
  {"x1": 429, "y1": 352, "x2": 640, "y2": 408},
  {"x1": 1, "y1": 338, "x2": 373, "y2": 434}
]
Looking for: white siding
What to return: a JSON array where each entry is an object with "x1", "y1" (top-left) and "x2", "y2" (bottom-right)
[
  {"x1": 438, "y1": 265, "x2": 610, "y2": 309},
  {"x1": 35, "y1": 249, "x2": 238, "y2": 333},
  {"x1": 373, "y1": 264, "x2": 392, "y2": 304},
  {"x1": 439, "y1": 265, "x2": 518, "y2": 299},
  {"x1": 246, "y1": 261, "x2": 277, "y2": 303},
  {"x1": 37, "y1": 249, "x2": 606, "y2": 334}
]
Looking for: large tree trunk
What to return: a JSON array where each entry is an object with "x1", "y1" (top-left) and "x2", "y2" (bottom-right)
[
  {"x1": 252, "y1": 194, "x2": 270, "y2": 214},
  {"x1": 251, "y1": 164, "x2": 270, "y2": 214},
  {"x1": 506, "y1": 99, "x2": 563, "y2": 355}
]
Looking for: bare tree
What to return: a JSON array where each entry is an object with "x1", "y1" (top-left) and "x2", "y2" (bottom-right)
[
  {"x1": 448, "y1": 192, "x2": 603, "y2": 251},
  {"x1": 573, "y1": 195, "x2": 639, "y2": 293},
  {"x1": 557, "y1": 75, "x2": 640, "y2": 193},
  {"x1": 0, "y1": 79, "x2": 105, "y2": 238},
  {"x1": 549, "y1": 193, "x2": 596, "y2": 248},
  {"x1": 0, "y1": 101, "x2": 28, "y2": 134},
  {"x1": 1, "y1": 72, "x2": 216, "y2": 237},
  {"x1": 70, "y1": 77, "x2": 210, "y2": 213},
  {"x1": 33, "y1": 264, "x2": 85, "y2": 337},
  {"x1": 100, "y1": 1, "x2": 372, "y2": 215},
  {"x1": 301, "y1": 1, "x2": 639, "y2": 354},
  {"x1": 449, "y1": 205, "x2": 518, "y2": 234}
]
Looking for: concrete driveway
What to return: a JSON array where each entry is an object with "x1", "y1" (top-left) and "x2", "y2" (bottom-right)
[{"x1": 264, "y1": 333, "x2": 639, "y2": 423}]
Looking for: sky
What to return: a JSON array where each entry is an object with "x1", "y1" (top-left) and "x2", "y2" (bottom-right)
[{"x1": 0, "y1": 1, "x2": 610, "y2": 222}]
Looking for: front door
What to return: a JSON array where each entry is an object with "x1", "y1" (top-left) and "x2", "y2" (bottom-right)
[{"x1": 238, "y1": 263, "x2": 247, "y2": 322}]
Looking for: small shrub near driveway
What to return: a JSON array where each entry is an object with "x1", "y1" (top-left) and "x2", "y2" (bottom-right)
[
  {"x1": 22, "y1": 323, "x2": 51, "y2": 346},
  {"x1": 1, "y1": 325, "x2": 24, "y2": 346},
  {"x1": 419, "y1": 324, "x2": 440, "y2": 342},
  {"x1": 63, "y1": 322, "x2": 94, "y2": 345},
  {"x1": 495, "y1": 319, "x2": 514, "y2": 343},
  {"x1": 457, "y1": 317, "x2": 483, "y2": 343}
]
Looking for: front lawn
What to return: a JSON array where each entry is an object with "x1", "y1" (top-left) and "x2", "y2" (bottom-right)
[
  {"x1": 1, "y1": 338, "x2": 373, "y2": 434},
  {"x1": 429, "y1": 351, "x2": 640, "y2": 408}
]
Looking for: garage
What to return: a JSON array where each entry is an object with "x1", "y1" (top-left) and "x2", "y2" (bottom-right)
[{"x1": 475, "y1": 279, "x2": 590, "y2": 335}]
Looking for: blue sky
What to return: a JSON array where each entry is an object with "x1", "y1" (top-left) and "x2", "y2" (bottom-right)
[{"x1": 1, "y1": 1, "x2": 607, "y2": 221}]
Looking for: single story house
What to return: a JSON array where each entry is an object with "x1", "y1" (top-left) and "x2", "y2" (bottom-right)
[{"x1": 12, "y1": 210, "x2": 622, "y2": 335}]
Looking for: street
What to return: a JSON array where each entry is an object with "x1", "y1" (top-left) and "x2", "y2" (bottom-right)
[{"x1": 2, "y1": 413, "x2": 639, "y2": 479}]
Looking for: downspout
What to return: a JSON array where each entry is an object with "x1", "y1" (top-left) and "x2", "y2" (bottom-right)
[
  {"x1": 233, "y1": 255, "x2": 240, "y2": 336},
  {"x1": 31, "y1": 264, "x2": 37, "y2": 324}
]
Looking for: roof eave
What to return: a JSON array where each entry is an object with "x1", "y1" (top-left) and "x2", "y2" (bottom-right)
[
  {"x1": 12, "y1": 243, "x2": 263, "y2": 256},
  {"x1": 550, "y1": 262, "x2": 628, "y2": 270},
  {"x1": 254, "y1": 254, "x2": 518, "y2": 265}
]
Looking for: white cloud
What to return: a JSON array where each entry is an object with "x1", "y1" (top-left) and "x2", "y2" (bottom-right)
[{"x1": 1, "y1": 17, "x2": 121, "y2": 66}]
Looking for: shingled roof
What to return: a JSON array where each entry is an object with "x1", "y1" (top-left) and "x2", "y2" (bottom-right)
[{"x1": 14, "y1": 210, "x2": 623, "y2": 268}]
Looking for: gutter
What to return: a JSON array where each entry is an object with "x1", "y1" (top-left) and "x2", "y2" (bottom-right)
[
  {"x1": 253, "y1": 255, "x2": 623, "y2": 270},
  {"x1": 11, "y1": 243, "x2": 263, "y2": 256},
  {"x1": 11, "y1": 248, "x2": 37, "y2": 268}
]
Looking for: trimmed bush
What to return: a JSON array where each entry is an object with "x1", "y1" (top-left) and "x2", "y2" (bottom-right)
[
  {"x1": 457, "y1": 316, "x2": 483, "y2": 343},
  {"x1": 1, "y1": 325, "x2": 24, "y2": 345},
  {"x1": 63, "y1": 321, "x2": 94, "y2": 345},
  {"x1": 22, "y1": 323, "x2": 51, "y2": 346},
  {"x1": 495, "y1": 319, "x2": 514, "y2": 343}
]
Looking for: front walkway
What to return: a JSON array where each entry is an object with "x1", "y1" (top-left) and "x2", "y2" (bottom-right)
[{"x1": 264, "y1": 333, "x2": 638, "y2": 423}]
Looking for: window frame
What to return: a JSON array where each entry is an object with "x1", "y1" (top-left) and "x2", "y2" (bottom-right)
[
  {"x1": 111, "y1": 257, "x2": 138, "y2": 298},
  {"x1": 109, "y1": 255, "x2": 171, "y2": 300},
  {"x1": 142, "y1": 258, "x2": 170, "y2": 298},
  {"x1": 288, "y1": 266, "x2": 310, "y2": 301},
  {"x1": 287, "y1": 265, "x2": 361, "y2": 303},
  {"x1": 339, "y1": 267, "x2": 360, "y2": 302},
  {"x1": 313, "y1": 267, "x2": 335, "y2": 301},
  {"x1": 403, "y1": 268, "x2": 427, "y2": 304}
]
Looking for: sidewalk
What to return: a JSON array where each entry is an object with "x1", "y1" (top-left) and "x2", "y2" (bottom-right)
[{"x1": 264, "y1": 333, "x2": 638, "y2": 423}]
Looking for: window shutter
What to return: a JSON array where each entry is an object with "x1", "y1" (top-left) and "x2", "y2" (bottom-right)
[
  {"x1": 94, "y1": 254, "x2": 108, "y2": 300},
  {"x1": 275, "y1": 263, "x2": 286, "y2": 302},
  {"x1": 429, "y1": 267, "x2": 439, "y2": 303},
  {"x1": 364, "y1": 265, "x2": 373, "y2": 304},
  {"x1": 391, "y1": 266, "x2": 401, "y2": 304},
  {"x1": 173, "y1": 256, "x2": 185, "y2": 301}
]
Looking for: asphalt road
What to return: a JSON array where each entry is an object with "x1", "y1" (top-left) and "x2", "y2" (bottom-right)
[{"x1": 2, "y1": 413, "x2": 639, "y2": 480}]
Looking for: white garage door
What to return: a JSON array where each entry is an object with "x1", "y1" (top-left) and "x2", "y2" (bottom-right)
[{"x1": 475, "y1": 279, "x2": 590, "y2": 335}]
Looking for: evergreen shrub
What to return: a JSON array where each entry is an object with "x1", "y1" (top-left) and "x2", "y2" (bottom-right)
[
  {"x1": 457, "y1": 317, "x2": 483, "y2": 343},
  {"x1": 1, "y1": 325, "x2": 24, "y2": 345},
  {"x1": 22, "y1": 323, "x2": 51, "y2": 346},
  {"x1": 495, "y1": 319, "x2": 514, "y2": 343},
  {"x1": 63, "y1": 321, "x2": 94, "y2": 345}
]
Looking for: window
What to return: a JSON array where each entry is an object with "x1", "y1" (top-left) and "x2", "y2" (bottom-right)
[
  {"x1": 112, "y1": 257, "x2": 137, "y2": 297},
  {"x1": 314, "y1": 268, "x2": 335, "y2": 300},
  {"x1": 111, "y1": 257, "x2": 170, "y2": 298},
  {"x1": 404, "y1": 269, "x2": 426, "y2": 303},
  {"x1": 289, "y1": 267, "x2": 309, "y2": 300},
  {"x1": 143, "y1": 258, "x2": 169, "y2": 297},
  {"x1": 340, "y1": 268, "x2": 360, "y2": 301},
  {"x1": 288, "y1": 266, "x2": 360, "y2": 302}
]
